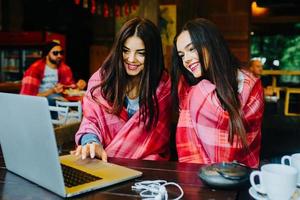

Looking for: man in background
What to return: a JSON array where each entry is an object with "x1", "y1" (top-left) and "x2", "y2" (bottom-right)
[
  {"x1": 248, "y1": 59, "x2": 263, "y2": 78},
  {"x1": 20, "y1": 40, "x2": 86, "y2": 105},
  {"x1": 247, "y1": 59, "x2": 279, "y2": 98}
]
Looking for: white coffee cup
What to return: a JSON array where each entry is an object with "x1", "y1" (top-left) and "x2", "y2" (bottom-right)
[
  {"x1": 250, "y1": 163, "x2": 297, "y2": 200},
  {"x1": 282, "y1": 153, "x2": 300, "y2": 185}
]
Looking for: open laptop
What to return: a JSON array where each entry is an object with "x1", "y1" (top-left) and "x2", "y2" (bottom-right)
[{"x1": 0, "y1": 92, "x2": 142, "y2": 197}]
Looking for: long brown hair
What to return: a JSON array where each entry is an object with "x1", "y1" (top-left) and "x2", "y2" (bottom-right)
[{"x1": 172, "y1": 18, "x2": 247, "y2": 147}]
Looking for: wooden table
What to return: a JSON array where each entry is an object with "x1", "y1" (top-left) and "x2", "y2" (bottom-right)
[
  {"x1": 261, "y1": 70, "x2": 300, "y2": 87},
  {"x1": 0, "y1": 82, "x2": 21, "y2": 93},
  {"x1": 0, "y1": 149, "x2": 251, "y2": 200}
]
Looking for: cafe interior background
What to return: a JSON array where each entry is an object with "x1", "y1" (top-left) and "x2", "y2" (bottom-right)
[{"x1": 0, "y1": 0, "x2": 300, "y2": 161}]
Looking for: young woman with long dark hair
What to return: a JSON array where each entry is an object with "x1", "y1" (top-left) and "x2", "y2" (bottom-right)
[
  {"x1": 172, "y1": 18, "x2": 264, "y2": 168},
  {"x1": 72, "y1": 17, "x2": 172, "y2": 161}
]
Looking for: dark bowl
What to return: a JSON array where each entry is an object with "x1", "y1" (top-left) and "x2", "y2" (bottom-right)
[{"x1": 198, "y1": 162, "x2": 252, "y2": 189}]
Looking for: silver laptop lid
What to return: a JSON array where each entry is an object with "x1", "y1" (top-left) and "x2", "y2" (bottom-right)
[{"x1": 0, "y1": 93, "x2": 66, "y2": 197}]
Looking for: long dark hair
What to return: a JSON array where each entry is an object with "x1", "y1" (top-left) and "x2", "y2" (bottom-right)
[
  {"x1": 91, "y1": 17, "x2": 165, "y2": 130},
  {"x1": 171, "y1": 18, "x2": 247, "y2": 147}
]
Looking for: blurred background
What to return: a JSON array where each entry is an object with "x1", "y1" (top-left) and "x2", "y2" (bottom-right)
[{"x1": 0, "y1": 0, "x2": 299, "y2": 83}]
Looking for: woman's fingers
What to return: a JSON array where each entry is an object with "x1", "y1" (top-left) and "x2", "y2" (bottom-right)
[
  {"x1": 81, "y1": 145, "x2": 88, "y2": 159},
  {"x1": 70, "y1": 145, "x2": 82, "y2": 156},
  {"x1": 89, "y1": 143, "x2": 96, "y2": 158},
  {"x1": 70, "y1": 143, "x2": 107, "y2": 161},
  {"x1": 101, "y1": 149, "x2": 108, "y2": 162},
  {"x1": 94, "y1": 144, "x2": 108, "y2": 162}
]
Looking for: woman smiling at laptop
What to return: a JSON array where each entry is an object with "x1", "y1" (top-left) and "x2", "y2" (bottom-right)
[{"x1": 72, "y1": 18, "x2": 172, "y2": 161}]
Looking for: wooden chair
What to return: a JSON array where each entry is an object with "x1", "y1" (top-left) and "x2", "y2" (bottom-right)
[{"x1": 284, "y1": 88, "x2": 300, "y2": 116}]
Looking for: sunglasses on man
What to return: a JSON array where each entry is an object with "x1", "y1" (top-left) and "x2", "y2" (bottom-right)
[{"x1": 52, "y1": 50, "x2": 64, "y2": 56}]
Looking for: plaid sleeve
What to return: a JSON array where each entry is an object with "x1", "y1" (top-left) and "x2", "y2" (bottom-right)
[
  {"x1": 75, "y1": 73, "x2": 105, "y2": 145},
  {"x1": 177, "y1": 76, "x2": 264, "y2": 168},
  {"x1": 20, "y1": 69, "x2": 41, "y2": 95},
  {"x1": 76, "y1": 72, "x2": 172, "y2": 160},
  {"x1": 238, "y1": 79, "x2": 264, "y2": 168},
  {"x1": 243, "y1": 79, "x2": 264, "y2": 132}
]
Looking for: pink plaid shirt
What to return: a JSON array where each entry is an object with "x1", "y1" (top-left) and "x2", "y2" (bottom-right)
[
  {"x1": 176, "y1": 70, "x2": 264, "y2": 168},
  {"x1": 20, "y1": 59, "x2": 74, "y2": 95},
  {"x1": 75, "y1": 70, "x2": 172, "y2": 160}
]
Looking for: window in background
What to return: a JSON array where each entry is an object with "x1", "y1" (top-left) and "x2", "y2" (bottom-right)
[{"x1": 251, "y1": 34, "x2": 300, "y2": 84}]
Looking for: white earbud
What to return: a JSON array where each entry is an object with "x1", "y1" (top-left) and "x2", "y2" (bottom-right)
[{"x1": 132, "y1": 180, "x2": 184, "y2": 200}]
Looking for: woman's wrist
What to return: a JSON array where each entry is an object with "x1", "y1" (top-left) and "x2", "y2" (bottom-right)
[{"x1": 81, "y1": 133, "x2": 101, "y2": 146}]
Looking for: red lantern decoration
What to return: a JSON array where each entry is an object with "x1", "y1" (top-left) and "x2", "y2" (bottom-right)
[
  {"x1": 74, "y1": 0, "x2": 80, "y2": 5},
  {"x1": 104, "y1": 2, "x2": 109, "y2": 18},
  {"x1": 124, "y1": 2, "x2": 129, "y2": 16},
  {"x1": 115, "y1": 4, "x2": 121, "y2": 17},
  {"x1": 132, "y1": 2, "x2": 137, "y2": 11},
  {"x1": 91, "y1": 0, "x2": 96, "y2": 14}
]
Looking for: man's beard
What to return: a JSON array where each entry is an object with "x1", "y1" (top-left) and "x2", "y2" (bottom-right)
[{"x1": 49, "y1": 57, "x2": 62, "y2": 65}]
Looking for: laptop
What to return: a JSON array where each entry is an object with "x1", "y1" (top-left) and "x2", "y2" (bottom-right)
[{"x1": 0, "y1": 92, "x2": 142, "y2": 197}]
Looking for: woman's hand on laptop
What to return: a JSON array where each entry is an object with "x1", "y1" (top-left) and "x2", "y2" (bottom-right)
[{"x1": 71, "y1": 142, "x2": 108, "y2": 162}]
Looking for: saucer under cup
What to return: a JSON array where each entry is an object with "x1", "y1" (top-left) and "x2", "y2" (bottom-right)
[
  {"x1": 250, "y1": 164, "x2": 297, "y2": 200},
  {"x1": 249, "y1": 185, "x2": 269, "y2": 200}
]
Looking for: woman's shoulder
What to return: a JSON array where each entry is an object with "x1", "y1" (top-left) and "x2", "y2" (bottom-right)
[
  {"x1": 84, "y1": 69, "x2": 110, "y2": 106},
  {"x1": 87, "y1": 69, "x2": 102, "y2": 88},
  {"x1": 239, "y1": 68, "x2": 257, "y2": 81},
  {"x1": 238, "y1": 68, "x2": 262, "y2": 104},
  {"x1": 89, "y1": 69, "x2": 101, "y2": 80},
  {"x1": 238, "y1": 68, "x2": 259, "y2": 91}
]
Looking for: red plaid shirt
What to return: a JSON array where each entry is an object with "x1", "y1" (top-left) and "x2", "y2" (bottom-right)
[
  {"x1": 176, "y1": 70, "x2": 264, "y2": 168},
  {"x1": 20, "y1": 59, "x2": 74, "y2": 95},
  {"x1": 75, "y1": 70, "x2": 172, "y2": 160}
]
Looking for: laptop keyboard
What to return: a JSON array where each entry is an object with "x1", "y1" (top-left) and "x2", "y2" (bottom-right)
[{"x1": 61, "y1": 164, "x2": 102, "y2": 187}]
